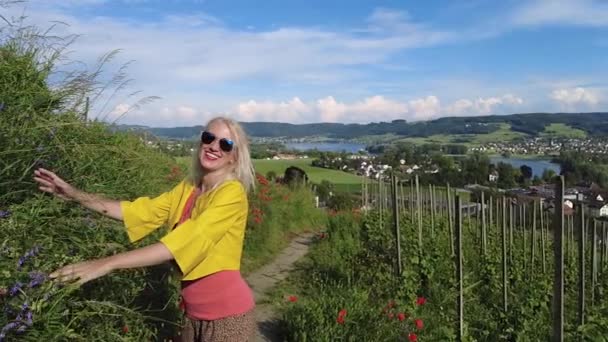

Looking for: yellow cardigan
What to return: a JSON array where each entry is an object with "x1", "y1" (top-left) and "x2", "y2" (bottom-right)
[{"x1": 120, "y1": 179, "x2": 248, "y2": 281}]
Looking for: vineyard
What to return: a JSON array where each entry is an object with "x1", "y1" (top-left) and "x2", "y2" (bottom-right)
[{"x1": 274, "y1": 176, "x2": 608, "y2": 341}]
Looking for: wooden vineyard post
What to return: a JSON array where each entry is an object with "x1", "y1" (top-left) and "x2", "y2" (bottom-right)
[
  {"x1": 399, "y1": 181, "x2": 405, "y2": 218},
  {"x1": 410, "y1": 178, "x2": 415, "y2": 224},
  {"x1": 379, "y1": 178, "x2": 384, "y2": 227},
  {"x1": 541, "y1": 199, "x2": 547, "y2": 273},
  {"x1": 455, "y1": 195, "x2": 464, "y2": 341},
  {"x1": 489, "y1": 196, "x2": 494, "y2": 232},
  {"x1": 362, "y1": 176, "x2": 367, "y2": 209},
  {"x1": 467, "y1": 200, "x2": 472, "y2": 233},
  {"x1": 392, "y1": 173, "x2": 402, "y2": 276},
  {"x1": 523, "y1": 203, "x2": 527, "y2": 271},
  {"x1": 502, "y1": 197, "x2": 508, "y2": 313},
  {"x1": 509, "y1": 201, "x2": 514, "y2": 265},
  {"x1": 552, "y1": 176, "x2": 565, "y2": 342},
  {"x1": 481, "y1": 191, "x2": 487, "y2": 257},
  {"x1": 577, "y1": 203, "x2": 586, "y2": 327},
  {"x1": 565, "y1": 215, "x2": 570, "y2": 261},
  {"x1": 416, "y1": 175, "x2": 422, "y2": 250},
  {"x1": 430, "y1": 184, "x2": 435, "y2": 239},
  {"x1": 600, "y1": 221, "x2": 608, "y2": 274},
  {"x1": 592, "y1": 219, "x2": 597, "y2": 307},
  {"x1": 531, "y1": 200, "x2": 537, "y2": 271},
  {"x1": 447, "y1": 183, "x2": 454, "y2": 256},
  {"x1": 570, "y1": 215, "x2": 575, "y2": 262}
]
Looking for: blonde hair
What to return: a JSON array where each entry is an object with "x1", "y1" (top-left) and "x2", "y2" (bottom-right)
[{"x1": 189, "y1": 116, "x2": 256, "y2": 193}]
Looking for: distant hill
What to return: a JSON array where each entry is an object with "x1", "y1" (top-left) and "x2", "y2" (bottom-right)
[{"x1": 117, "y1": 112, "x2": 608, "y2": 141}]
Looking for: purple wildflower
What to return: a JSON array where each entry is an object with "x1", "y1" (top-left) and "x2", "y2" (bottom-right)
[
  {"x1": 17, "y1": 245, "x2": 41, "y2": 270},
  {"x1": 0, "y1": 210, "x2": 10, "y2": 219},
  {"x1": 25, "y1": 311, "x2": 33, "y2": 326},
  {"x1": 0, "y1": 321, "x2": 22, "y2": 341},
  {"x1": 0, "y1": 303, "x2": 33, "y2": 340},
  {"x1": 17, "y1": 256, "x2": 26, "y2": 269},
  {"x1": 27, "y1": 271, "x2": 46, "y2": 288},
  {"x1": 8, "y1": 282, "x2": 23, "y2": 297}
]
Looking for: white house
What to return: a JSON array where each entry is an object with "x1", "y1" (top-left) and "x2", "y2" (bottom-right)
[
  {"x1": 601, "y1": 204, "x2": 608, "y2": 216},
  {"x1": 589, "y1": 203, "x2": 608, "y2": 217},
  {"x1": 489, "y1": 171, "x2": 499, "y2": 182}
]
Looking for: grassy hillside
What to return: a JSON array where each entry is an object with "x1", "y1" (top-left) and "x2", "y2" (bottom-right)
[
  {"x1": 540, "y1": 123, "x2": 587, "y2": 139},
  {"x1": 253, "y1": 158, "x2": 364, "y2": 192},
  {"x1": 396, "y1": 123, "x2": 528, "y2": 146}
]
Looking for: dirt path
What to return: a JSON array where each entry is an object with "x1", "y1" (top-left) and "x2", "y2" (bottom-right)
[{"x1": 245, "y1": 232, "x2": 316, "y2": 342}]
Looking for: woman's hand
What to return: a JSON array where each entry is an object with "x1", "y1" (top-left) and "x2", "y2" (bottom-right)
[
  {"x1": 49, "y1": 243, "x2": 174, "y2": 285},
  {"x1": 33, "y1": 168, "x2": 76, "y2": 201},
  {"x1": 50, "y1": 258, "x2": 115, "y2": 285}
]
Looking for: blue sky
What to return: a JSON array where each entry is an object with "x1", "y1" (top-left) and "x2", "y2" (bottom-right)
[{"x1": 5, "y1": 0, "x2": 608, "y2": 126}]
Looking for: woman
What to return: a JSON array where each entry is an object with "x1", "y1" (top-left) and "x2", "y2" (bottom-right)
[{"x1": 33, "y1": 117, "x2": 258, "y2": 341}]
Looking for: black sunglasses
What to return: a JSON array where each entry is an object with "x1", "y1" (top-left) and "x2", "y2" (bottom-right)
[{"x1": 201, "y1": 131, "x2": 234, "y2": 152}]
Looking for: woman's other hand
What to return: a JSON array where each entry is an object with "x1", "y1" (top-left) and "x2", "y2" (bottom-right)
[
  {"x1": 34, "y1": 168, "x2": 76, "y2": 201},
  {"x1": 49, "y1": 258, "x2": 114, "y2": 285}
]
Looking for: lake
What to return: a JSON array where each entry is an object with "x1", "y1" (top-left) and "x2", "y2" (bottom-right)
[
  {"x1": 489, "y1": 156, "x2": 561, "y2": 177},
  {"x1": 286, "y1": 142, "x2": 366, "y2": 153},
  {"x1": 285, "y1": 143, "x2": 561, "y2": 177}
]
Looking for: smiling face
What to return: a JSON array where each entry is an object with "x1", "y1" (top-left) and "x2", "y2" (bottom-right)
[{"x1": 199, "y1": 120, "x2": 236, "y2": 173}]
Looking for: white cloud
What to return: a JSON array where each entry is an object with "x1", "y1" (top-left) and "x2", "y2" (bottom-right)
[
  {"x1": 407, "y1": 96, "x2": 441, "y2": 120},
  {"x1": 550, "y1": 87, "x2": 600, "y2": 109},
  {"x1": 4, "y1": 6, "x2": 450, "y2": 87},
  {"x1": 236, "y1": 97, "x2": 310, "y2": 123},
  {"x1": 316, "y1": 96, "x2": 347, "y2": 123},
  {"x1": 110, "y1": 103, "x2": 130, "y2": 115},
  {"x1": 511, "y1": 0, "x2": 608, "y2": 27},
  {"x1": 227, "y1": 94, "x2": 522, "y2": 124},
  {"x1": 445, "y1": 94, "x2": 524, "y2": 116},
  {"x1": 316, "y1": 95, "x2": 408, "y2": 123}
]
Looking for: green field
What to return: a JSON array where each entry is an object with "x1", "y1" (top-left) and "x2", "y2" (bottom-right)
[
  {"x1": 540, "y1": 123, "x2": 587, "y2": 139},
  {"x1": 253, "y1": 158, "x2": 364, "y2": 192},
  {"x1": 396, "y1": 123, "x2": 528, "y2": 147}
]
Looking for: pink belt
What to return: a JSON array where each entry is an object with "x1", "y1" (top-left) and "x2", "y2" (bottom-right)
[{"x1": 180, "y1": 270, "x2": 255, "y2": 320}]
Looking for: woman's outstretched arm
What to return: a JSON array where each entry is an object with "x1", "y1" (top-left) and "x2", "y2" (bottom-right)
[
  {"x1": 50, "y1": 243, "x2": 173, "y2": 285},
  {"x1": 34, "y1": 168, "x2": 123, "y2": 220}
]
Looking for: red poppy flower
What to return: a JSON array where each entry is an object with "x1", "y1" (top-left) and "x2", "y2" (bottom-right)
[
  {"x1": 122, "y1": 325, "x2": 129, "y2": 334},
  {"x1": 338, "y1": 309, "x2": 347, "y2": 317},
  {"x1": 415, "y1": 319, "x2": 424, "y2": 330},
  {"x1": 408, "y1": 333, "x2": 418, "y2": 342},
  {"x1": 337, "y1": 316, "x2": 345, "y2": 324},
  {"x1": 416, "y1": 297, "x2": 426, "y2": 306},
  {"x1": 397, "y1": 313, "x2": 406, "y2": 321},
  {"x1": 288, "y1": 295, "x2": 298, "y2": 302}
]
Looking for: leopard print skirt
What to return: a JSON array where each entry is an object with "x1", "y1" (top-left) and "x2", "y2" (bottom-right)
[{"x1": 180, "y1": 309, "x2": 257, "y2": 342}]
